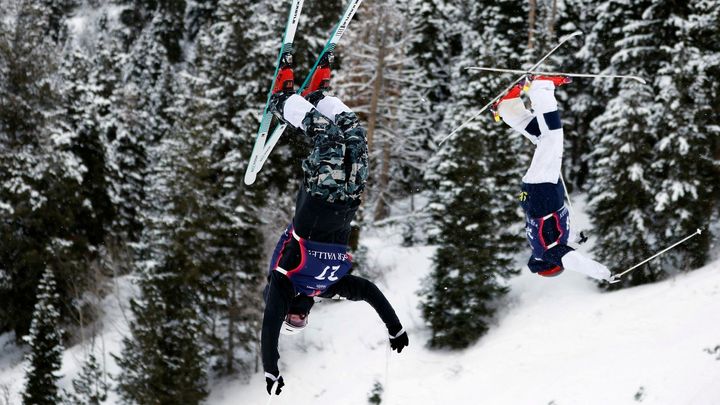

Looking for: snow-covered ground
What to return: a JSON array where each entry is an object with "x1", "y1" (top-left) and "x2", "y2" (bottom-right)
[
  {"x1": 2, "y1": 198, "x2": 719, "y2": 405},
  {"x1": 0, "y1": 276, "x2": 137, "y2": 404},
  {"x1": 207, "y1": 229, "x2": 720, "y2": 405}
]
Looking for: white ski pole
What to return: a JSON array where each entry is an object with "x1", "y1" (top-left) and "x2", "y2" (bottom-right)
[
  {"x1": 609, "y1": 228, "x2": 703, "y2": 283},
  {"x1": 466, "y1": 67, "x2": 647, "y2": 84},
  {"x1": 438, "y1": 31, "x2": 582, "y2": 144}
]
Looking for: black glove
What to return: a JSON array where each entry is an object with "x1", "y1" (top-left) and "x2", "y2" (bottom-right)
[
  {"x1": 265, "y1": 373, "x2": 285, "y2": 395},
  {"x1": 389, "y1": 328, "x2": 409, "y2": 353}
]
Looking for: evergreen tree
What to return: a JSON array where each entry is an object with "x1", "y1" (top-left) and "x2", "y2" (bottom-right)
[
  {"x1": 686, "y1": 0, "x2": 720, "y2": 218},
  {"x1": 22, "y1": 268, "x2": 65, "y2": 405},
  {"x1": 402, "y1": 0, "x2": 460, "y2": 213},
  {"x1": 115, "y1": 270, "x2": 208, "y2": 404},
  {"x1": 0, "y1": 0, "x2": 94, "y2": 338},
  {"x1": 401, "y1": 0, "x2": 460, "y2": 241},
  {"x1": 114, "y1": 12, "x2": 209, "y2": 403},
  {"x1": 41, "y1": 0, "x2": 77, "y2": 42},
  {"x1": 60, "y1": 47, "x2": 115, "y2": 246},
  {"x1": 63, "y1": 354, "x2": 109, "y2": 405},
  {"x1": 185, "y1": 0, "x2": 269, "y2": 374},
  {"x1": 587, "y1": 0, "x2": 715, "y2": 285},
  {"x1": 586, "y1": 0, "x2": 664, "y2": 286},
  {"x1": 649, "y1": 0, "x2": 714, "y2": 270},
  {"x1": 107, "y1": 14, "x2": 174, "y2": 244},
  {"x1": 421, "y1": 0, "x2": 526, "y2": 349}
]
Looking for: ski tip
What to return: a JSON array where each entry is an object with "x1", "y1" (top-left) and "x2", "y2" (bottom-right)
[{"x1": 697, "y1": 228, "x2": 703, "y2": 235}]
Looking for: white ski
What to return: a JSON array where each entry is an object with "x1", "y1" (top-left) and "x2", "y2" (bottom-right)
[
  {"x1": 245, "y1": 0, "x2": 305, "y2": 186},
  {"x1": 466, "y1": 67, "x2": 646, "y2": 84},
  {"x1": 438, "y1": 31, "x2": 583, "y2": 145},
  {"x1": 244, "y1": 0, "x2": 364, "y2": 185}
]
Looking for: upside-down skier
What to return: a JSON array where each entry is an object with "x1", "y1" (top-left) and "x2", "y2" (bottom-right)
[
  {"x1": 493, "y1": 75, "x2": 612, "y2": 281},
  {"x1": 260, "y1": 55, "x2": 409, "y2": 396}
]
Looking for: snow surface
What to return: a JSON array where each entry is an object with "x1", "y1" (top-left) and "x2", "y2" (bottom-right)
[
  {"x1": 206, "y1": 230, "x2": 720, "y2": 405},
  {"x1": 1, "y1": 198, "x2": 719, "y2": 405},
  {"x1": 0, "y1": 276, "x2": 137, "y2": 404}
]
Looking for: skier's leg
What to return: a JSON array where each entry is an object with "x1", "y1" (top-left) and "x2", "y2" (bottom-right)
[
  {"x1": 315, "y1": 96, "x2": 368, "y2": 200},
  {"x1": 496, "y1": 85, "x2": 542, "y2": 144},
  {"x1": 522, "y1": 79, "x2": 564, "y2": 184},
  {"x1": 278, "y1": 94, "x2": 349, "y2": 202},
  {"x1": 560, "y1": 250, "x2": 612, "y2": 281},
  {"x1": 300, "y1": 107, "x2": 348, "y2": 203}
]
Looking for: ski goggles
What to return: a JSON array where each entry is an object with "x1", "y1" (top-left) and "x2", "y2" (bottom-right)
[{"x1": 286, "y1": 313, "x2": 308, "y2": 328}]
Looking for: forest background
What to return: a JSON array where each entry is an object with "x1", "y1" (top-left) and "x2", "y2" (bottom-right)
[{"x1": 0, "y1": 0, "x2": 718, "y2": 403}]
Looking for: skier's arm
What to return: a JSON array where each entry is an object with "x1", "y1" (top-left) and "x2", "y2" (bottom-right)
[
  {"x1": 321, "y1": 274, "x2": 403, "y2": 336},
  {"x1": 261, "y1": 271, "x2": 295, "y2": 378}
]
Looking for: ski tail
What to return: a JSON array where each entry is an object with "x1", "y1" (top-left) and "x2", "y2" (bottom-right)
[{"x1": 245, "y1": 0, "x2": 365, "y2": 184}]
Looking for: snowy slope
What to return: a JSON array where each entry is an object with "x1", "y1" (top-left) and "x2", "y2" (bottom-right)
[
  {"x1": 2, "y1": 210, "x2": 719, "y2": 405},
  {"x1": 207, "y1": 227, "x2": 720, "y2": 405},
  {"x1": 0, "y1": 276, "x2": 138, "y2": 405}
]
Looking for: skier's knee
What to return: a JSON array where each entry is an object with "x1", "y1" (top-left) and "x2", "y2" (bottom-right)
[{"x1": 316, "y1": 96, "x2": 353, "y2": 123}]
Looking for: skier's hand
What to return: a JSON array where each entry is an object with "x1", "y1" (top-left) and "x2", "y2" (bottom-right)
[
  {"x1": 389, "y1": 328, "x2": 408, "y2": 353},
  {"x1": 265, "y1": 373, "x2": 285, "y2": 395}
]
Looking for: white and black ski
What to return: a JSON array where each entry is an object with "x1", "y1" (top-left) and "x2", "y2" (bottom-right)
[
  {"x1": 438, "y1": 31, "x2": 583, "y2": 144},
  {"x1": 245, "y1": 0, "x2": 364, "y2": 185},
  {"x1": 245, "y1": 0, "x2": 305, "y2": 185}
]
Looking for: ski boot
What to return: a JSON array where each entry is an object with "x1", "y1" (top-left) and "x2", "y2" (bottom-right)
[
  {"x1": 529, "y1": 74, "x2": 572, "y2": 87},
  {"x1": 268, "y1": 52, "x2": 296, "y2": 121},
  {"x1": 491, "y1": 82, "x2": 524, "y2": 122},
  {"x1": 302, "y1": 52, "x2": 334, "y2": 106}
]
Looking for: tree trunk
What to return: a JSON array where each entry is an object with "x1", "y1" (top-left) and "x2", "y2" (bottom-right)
[
  {"x1": 548, "y1": 0, "x2": 558, "y2": 40},
  {"x1": 528, "y1": 0, "x2": 537, "y2": 49},
  {"x1": 373, "y1": 135, "x2": 392, "y2": 221},
  {"x1": 226, "y1": 275, "x2": 237, "y2": 374},
  {"x1": 366, "y1": 15, "x2": 386, "y2": 155}
]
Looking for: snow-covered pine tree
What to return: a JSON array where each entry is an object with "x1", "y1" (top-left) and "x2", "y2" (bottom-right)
[
  {"x1": 402, "y1": 0, "x2": 460, "y2": 237},
  {"x1": 22, "y1": 268, "x2": 65, "y2": 405},
  {"x1": 63, "y1": 354, "x2": 109, "y2": 405},
  {"x1": 586, "y1": 0, "x2": 666, "y2": 286},
  {"x1": 193, "y1": 0, "x2": 279, "y2": 373},
  {"x1": 60, "y1": 46, "x2": 115, "y2": 247},
  {"x1": 113, "y1": 10, "x2": 209, "y2": 402},
  {"x1": 115, "y1": 0, "x2": 185, "y2": 58},
  {"x1": 420, "y1": 0, "x2": 526, "y2": 349},
  {"x1": 115, "y1": 270, "x2": 208, "y2": 404},
  {"x1": 555, "y1": 0, "x2": 611, "y2": 187},
  {"x1": 41, "y1": 0, "x2": 76, "y2": 43},
  {"x1": 0, "y1": 0, "x2": 95, "y2": 338},
  {"x1": 160, "y1": 20, "x2": 266, "y2": 375},
  {"x1": 686, "y1": 0, "x2": 720, "y2": 219},
  {"x1": 107, "y1": 12, "x2": 175, "y2": 245},
  {"x1": 643, "y1": 0, "x2": 715, "y2": 270},
  {"x1": 185, "y1": 0, "x2": 219, "y2": 41}
]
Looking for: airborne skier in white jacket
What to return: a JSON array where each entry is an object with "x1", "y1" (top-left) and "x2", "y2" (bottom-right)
[{"x1": 494, "y1": 75, "x2": 612, "y2": 282}]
